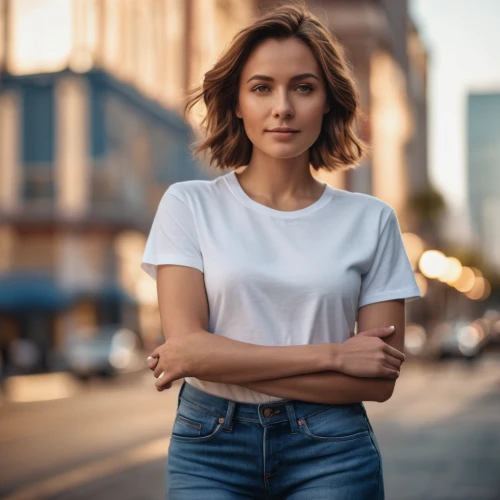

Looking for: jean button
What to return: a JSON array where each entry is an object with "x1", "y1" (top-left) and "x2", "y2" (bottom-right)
[{"x1": 263, "y1": 408, "x2": 272, "y2": 418}]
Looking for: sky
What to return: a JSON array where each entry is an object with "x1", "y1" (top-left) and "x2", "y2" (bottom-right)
[{"x1": 409, "y1": 0, "x2": 500, "y2": 212}]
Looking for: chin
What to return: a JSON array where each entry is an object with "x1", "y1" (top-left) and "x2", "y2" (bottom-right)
[{"x1": 263, "y1": 145, "x2": 310, "y2": 160}]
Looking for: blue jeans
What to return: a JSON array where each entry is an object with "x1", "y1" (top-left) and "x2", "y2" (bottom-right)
[{"x1": 167, "y1": 381, "x2": 384, "y2": 499}]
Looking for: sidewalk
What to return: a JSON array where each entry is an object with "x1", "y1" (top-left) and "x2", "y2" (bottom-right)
[
  {"x1": 3, "y1": 358, "x2": 499, "y2": 500},
  {"x1": 370, "y1": 366, "x2": 500, "y2": 500}
]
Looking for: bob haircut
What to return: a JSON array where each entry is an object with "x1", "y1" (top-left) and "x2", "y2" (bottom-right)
[{"x1": 184, "y1": 2, "x2": 366, "y2": 172}]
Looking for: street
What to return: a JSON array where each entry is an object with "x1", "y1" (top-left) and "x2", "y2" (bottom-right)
[{"x1": 1, "y1": 353, "x2": 499, "y2": 500}]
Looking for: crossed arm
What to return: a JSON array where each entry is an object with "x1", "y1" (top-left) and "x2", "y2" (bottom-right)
[
  {"x1": 150, "y1": 265, "x2": 406, "y2": 405},
  {"x1": 239, "y1": 299, "x2": 406, "y2": 404}
]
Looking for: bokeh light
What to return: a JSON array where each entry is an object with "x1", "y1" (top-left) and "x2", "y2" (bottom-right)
[
  {"x1": 452, "y1": 267, "x2": 476, "y2": 293},
  {"x1": 464, "y1": 277, "x2": 491, "y2": 301},
  {"x1": 438, "y1": 257, "x2": 462, "y2": 284},
  {"x1": 418, "y1": 250, "x2": 447, "y2": 279}
]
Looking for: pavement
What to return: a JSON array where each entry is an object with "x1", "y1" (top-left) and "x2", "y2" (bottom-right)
[
  {"x1": 370, "y1": 383, "x2": 500, "y2": 499},
  {"x1": 1, "y1": 354, "x2": 499, "y2": 500}
]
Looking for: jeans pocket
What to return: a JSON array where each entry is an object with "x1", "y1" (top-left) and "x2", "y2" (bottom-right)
[
  {"x1": 171, "y1": 398, "x2": 224, "y2": 443},
  {"x1": 300, "y1": 404, "x2": 369, "y2": 442}
]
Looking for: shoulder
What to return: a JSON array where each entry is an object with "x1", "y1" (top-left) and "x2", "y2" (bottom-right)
[
  {"x1": 331, "y1": 188, "x2": 395, "y2": 227},
  {"x1": 162, "y1": 173, "x2": 228, "y2": 209}
]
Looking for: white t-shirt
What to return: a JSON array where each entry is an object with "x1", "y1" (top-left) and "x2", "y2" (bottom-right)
[{"x1": 141, "y1": 170, "x2": 421, "y2": 403}]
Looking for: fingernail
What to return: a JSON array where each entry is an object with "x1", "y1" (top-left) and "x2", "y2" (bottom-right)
[
  {"x1": 388, "y1": 326, "x2": 395, "y2": 331},
  {"x1": 147, "y1": 356, "x2": 153, "y2": 361},
  {"x1": 159, "y1": 372, "x2": 164, "y2": 379}
]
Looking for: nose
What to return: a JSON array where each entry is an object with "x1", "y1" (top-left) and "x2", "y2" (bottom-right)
[{"x1": 271, "y1": 89, "x2": 294, "y2": 119}]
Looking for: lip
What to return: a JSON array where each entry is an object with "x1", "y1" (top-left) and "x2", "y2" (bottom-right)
[
  {"x1": 266, "y1": 128, "x2": 299, "y2": 132},
  {"x1": 265, "y1": 129, "x2": 299, "y2": 140}
]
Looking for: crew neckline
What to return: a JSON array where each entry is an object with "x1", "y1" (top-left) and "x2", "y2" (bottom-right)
[{"x1": 224, "y1": 170, "x2": 335, "y2": 219}]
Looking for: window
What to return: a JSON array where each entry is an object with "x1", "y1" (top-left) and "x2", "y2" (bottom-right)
[{"x1": 21, "y1": 81, "x2": 55, "y2": 203}]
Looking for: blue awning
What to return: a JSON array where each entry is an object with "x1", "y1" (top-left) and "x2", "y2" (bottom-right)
[
  {"x1": 73, "y1": 284, "x2": 137, "y2": 305},
  {"x1": 98, "y1": 284, "x2": 137, "y2": 305},
  {"x1": 0, "y1": 275, "x2": 72, "y2": 312}
]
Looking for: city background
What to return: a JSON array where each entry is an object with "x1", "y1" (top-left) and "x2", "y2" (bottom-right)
[{"x1": 0, "y1": 0, "x2": 499, "y2": 499}]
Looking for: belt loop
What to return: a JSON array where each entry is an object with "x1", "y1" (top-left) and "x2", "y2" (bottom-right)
[
  {"x1": 286, "y1": 402, "x2": 299, "y2": 434},
  {"x1": 222, "y1": 400, "x2": 236, "y2": 432}
]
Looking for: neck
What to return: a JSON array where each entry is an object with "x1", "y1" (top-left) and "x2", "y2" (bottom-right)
[{"x1": 236, "y1": 150, "x2": 323, "y2": 203}]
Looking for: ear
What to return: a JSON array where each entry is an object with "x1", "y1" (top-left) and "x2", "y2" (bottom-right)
[{"x1": 235, "y1": 104, "x2": 242, "y2": 119}]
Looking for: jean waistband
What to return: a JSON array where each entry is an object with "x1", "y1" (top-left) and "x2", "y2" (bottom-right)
[{"x1": 178, "y1": 381, "x2": 365, "y2": 433}]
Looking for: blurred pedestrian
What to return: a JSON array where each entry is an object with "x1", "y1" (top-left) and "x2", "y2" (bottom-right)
[{"x1": 142, "y1": 3, "x2": 420, "y2": 499}]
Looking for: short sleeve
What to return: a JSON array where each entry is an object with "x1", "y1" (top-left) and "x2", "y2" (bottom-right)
[
  {"x1": 141, "y1": 191, "x2": 204, "y2": 280},
  {"x1": 358, "y1": 209, "x2": 421, "y2": 308}
]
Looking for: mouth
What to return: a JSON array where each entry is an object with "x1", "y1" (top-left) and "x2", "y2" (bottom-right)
[
  {"x1": 265, "y1": 129, "x2": 300, "y2": 138},
  {"x1": 266, "y1": 128, "x2": 299, "y2": 133},
  {"x1": 266, "y1": 129, "x2": 299, "y2": 137}
]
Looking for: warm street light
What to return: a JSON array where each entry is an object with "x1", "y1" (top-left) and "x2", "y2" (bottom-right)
[
  {"x1": 438, "y1": 257, "x2": 463, "y2": 284},
  {"x1": 464, "y1": 277, "x2": 491, "y2": 301},
  {"x1": 470, "y1": 267, "x2": 483, "y2": 278},
  {"x1": 453, "y1": 267, "x2": 476, "y2": 293},
  {"x1": 418, "y1": 250, "x2": 447, "y2": 279}
]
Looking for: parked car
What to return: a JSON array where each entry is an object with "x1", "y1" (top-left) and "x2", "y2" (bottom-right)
[
  {"x1": 61, "y1": 326, "x2": 145, "y2": 380},
  {"x1": 429, "y1": 320, "x2": 489, "y2": 361}
]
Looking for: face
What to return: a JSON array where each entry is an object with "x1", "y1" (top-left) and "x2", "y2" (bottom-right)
[{"x1": 236, "y1": 37, "x2": 330, "y2": 161}]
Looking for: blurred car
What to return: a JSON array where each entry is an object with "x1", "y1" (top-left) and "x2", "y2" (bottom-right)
[
  {"x1": 429, "y1": 320, "x2": 490, "y2": 361},
  {"x1": 404, "y1": 323, "x2": 428, "y2": 358},
  {"x1": 482, "y1": 309, "x2": 500, "y2": 350},
  {"x1": 61, "y1": 326, "x2": 146, "y2": 380}
]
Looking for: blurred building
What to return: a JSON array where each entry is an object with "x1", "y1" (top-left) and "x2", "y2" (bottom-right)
[
  {"x1": 0, "y1": 0, "x2": 254, "y2": 371},
  {"x1": 467, "y1": 92, "x2": 500, "y2": 272}
]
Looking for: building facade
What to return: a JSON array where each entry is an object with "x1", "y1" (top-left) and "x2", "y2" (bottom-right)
[
  {"x1": 467, "y1": 92, "x2": 500, "y2": 272},
  {"x1": 0, "y1": 0, "x2": 253, "y2": 373}
]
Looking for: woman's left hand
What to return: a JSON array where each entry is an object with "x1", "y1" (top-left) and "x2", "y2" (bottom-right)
[{"x1": 146, "y1": 331, "x2": 209, "y2": 392}]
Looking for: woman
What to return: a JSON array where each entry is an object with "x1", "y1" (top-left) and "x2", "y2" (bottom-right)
[{"x1": 141, "y1": 3, "x2": 421, "y2": 499}]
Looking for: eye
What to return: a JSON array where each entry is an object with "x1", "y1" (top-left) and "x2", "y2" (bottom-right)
[
  {"x1": 296, "y1": 84, "x2": 313, "y2": 93},
  {"x1": 252, "y1": 85, "x2": 269, "y2": 93},
  {"x1": 251, "y1": 84, "x2": 314, "y2": 94}
]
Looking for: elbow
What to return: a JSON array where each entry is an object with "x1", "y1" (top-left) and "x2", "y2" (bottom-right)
[{"x1": 375, "y1": 380, "x2": 396, "y2": 402}]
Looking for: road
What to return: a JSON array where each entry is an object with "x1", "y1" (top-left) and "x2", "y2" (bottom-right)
[{"x1": 1, "y1": 353, "x2": 499, "y2": 500}]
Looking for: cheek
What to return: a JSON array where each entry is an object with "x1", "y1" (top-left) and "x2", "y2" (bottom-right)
[
  {"x1": 302, "y1": 105, "x2": 327, "y2": 138},
  {"x1": 299, "y1": 100, "x2": 327, "y2": 124},
  {"x1": 240, "y1": 102, "x2": 264, "y2": 125},
  {"x1": 239, "y1": 107, "x2": 266, "y2": 140}
]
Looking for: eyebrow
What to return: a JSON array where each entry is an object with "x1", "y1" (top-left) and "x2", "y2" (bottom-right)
[{"x1": 246, "y1": 73, "x2": 320, "y2": 84}]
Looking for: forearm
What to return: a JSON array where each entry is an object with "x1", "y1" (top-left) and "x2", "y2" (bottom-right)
[
  {"x1": 239, "y1": 370, "x2": 395, "y2": 404},
  {"x1": 188, "y1": 333, "x2": 336, "y2": 385}
]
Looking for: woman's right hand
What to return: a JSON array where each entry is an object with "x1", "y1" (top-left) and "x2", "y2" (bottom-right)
[{"x1": 338, "y1": 326, "x2": 405, "y2": 379}]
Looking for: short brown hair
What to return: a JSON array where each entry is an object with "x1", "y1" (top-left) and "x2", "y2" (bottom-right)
[{"x1": 184, "y1": 2, "x2": 366, "y2": 172}]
